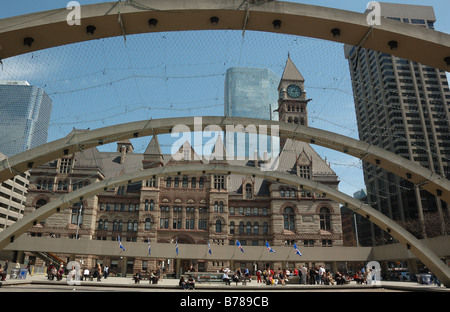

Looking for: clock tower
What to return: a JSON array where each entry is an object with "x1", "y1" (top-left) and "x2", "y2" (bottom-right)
[{"x1": 277, "y1": 56, "x2": 310, "y2": 126}]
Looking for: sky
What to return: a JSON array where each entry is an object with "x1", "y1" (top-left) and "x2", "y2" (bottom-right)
[{"x1": 0, "y1": 0, "x2": 449, "y2": 197}]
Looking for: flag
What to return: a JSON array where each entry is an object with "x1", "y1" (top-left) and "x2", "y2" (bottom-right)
[
  {"x1": 236, "y1": 240, "x2": 244, "y2": 253},
  {"x1": 118, "y1": 236, "x2": 125, "y2": 252},
  {"x1": 148, "y1": 238, "x2": 151, "y2": 256},
  {"x1": 294, "y1": 243, "x2": 302, "y2": 256},
  {"x1": 207, "y1": 241, "x2": 212, "y2": 255},
  {"x1": 175, "y1": 238, "x2": 179, "y2": 255},
  {"x1": 265, "y1": 241, "x2": 276, "y2": 253}
]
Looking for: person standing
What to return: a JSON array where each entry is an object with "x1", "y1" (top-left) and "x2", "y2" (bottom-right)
[
  {"x1": 301, "y1": 265, "x2": 307, "y2": 285},
  {"x1": 256, "y1": 269, "x2": 262, "y2": 283},
  {"x1": 318, "y1": 266, "x2": 325, "y2": 284},
  {"x1": 103, "y1": 265, "x2": 109, "y2": 279}
]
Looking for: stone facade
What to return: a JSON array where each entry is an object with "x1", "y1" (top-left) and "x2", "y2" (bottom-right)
[{"x1": 23, "y1": 58, "x2": 343, "y2": 275}]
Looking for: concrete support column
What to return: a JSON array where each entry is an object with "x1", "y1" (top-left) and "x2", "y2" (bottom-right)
[
  {"x1": 121, "y1": 256, "x2": 127, "y2": 277},
  {"x1": 407, "y1": 259, "x2": 418, "y2": 276},
  {"x1": 175, "y1": 258, "x2": 181, "y2": 278},
  {"x1": 332, "y1": 261, "x2": 338, "y2": 274}
]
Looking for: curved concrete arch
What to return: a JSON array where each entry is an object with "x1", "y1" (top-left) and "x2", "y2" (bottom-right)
[
  {"x1": 0, "y1": 0, "x2": 449, "y2": 70},
  {"x1": 1, "y1": 116, "x2": 449, "y2": 203},
  {"x1": 0, "y1": 163, "x2": 449, "y2": 287}
]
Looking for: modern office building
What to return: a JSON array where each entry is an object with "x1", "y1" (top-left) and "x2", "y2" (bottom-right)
[
  {"x1": 224, "y1": 67, "x2": 279, "y2": 121},
  {"x1": 0, "y1": 80, "x2": 52, "y2": 156},
  {"x1": 224, "y1": 67, "x2": 280, "y2": 158},
  {"x1": 21, "y1": 58, "x2": 342, "y2": 276},
  {"x1": 345, "y1": 3, "x2": 450, "y2": 244}
]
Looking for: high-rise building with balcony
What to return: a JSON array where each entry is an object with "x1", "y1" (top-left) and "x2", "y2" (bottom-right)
[{"x1": 345, "y1": 3, "x2": 450, "y2": 244}]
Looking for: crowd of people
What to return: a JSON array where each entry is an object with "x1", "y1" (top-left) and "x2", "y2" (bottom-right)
[
  {"x1": 46, "y1": 262, "x2": 110, "y2": 282},
  {"x1": 216, "y1": 265, "x2": 373, "y2": 286}
]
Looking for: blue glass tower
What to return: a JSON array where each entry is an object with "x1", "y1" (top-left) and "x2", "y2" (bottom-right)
[
  {"x1": 0, "y1": 81, "x2": 52, "y2": 156},
  {"x1": 224, "y1": 67, "x2": 279, "y2": 158}
]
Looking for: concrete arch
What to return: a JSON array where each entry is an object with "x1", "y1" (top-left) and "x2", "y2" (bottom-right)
[
  {"x1": 1, "y1": 116, "x2": 449, "y2": 203},
  {"x1": 0, "y1": 0, "x2": 449, "y2": 71},
  {"x1": 0, "y1": 164, "x2": 449, "y2": 287}
]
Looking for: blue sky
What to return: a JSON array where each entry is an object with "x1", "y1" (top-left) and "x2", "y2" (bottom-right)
[{"x1": 0, "y1": 1, "x2": 448, "y2": 197}]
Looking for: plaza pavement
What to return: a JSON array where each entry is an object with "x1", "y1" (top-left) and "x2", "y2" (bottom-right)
[{"x1": 1, "y1": 273, "x2": 449, "y2": 292}]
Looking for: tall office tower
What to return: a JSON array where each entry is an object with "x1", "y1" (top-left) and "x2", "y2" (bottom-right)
[
  {"x1": 0, "y1": 80, "x2": 52, "y2": 157},
  {"x1": 224, "y1": 67, "x2": 279, "y2": 158},
  {"x1": 345, "y1": 3, "x2": 450, "y2": 244}
]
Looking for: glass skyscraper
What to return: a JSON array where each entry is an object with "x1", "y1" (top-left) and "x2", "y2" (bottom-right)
[
  {"x1": 0, "y1": 80, "x2": 52, "y2": 156},
  {"x1": 224, "y1": 67, "x2": 279, "y2": 158}
]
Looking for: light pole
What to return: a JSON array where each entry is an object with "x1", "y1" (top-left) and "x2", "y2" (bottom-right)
[{"x1": 75, "y1": 203, "x2": 83, "y2": 239}]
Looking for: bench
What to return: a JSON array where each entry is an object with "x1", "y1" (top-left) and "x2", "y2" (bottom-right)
[
  {"x1": 183, "y1": 273, "x2": 223, "y2": 284},
  {"x1": 240, "y1": 276, "x2": 252, "y2": 285}
]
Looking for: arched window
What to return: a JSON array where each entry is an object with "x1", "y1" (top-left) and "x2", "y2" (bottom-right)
[
  {"x1": 263, "y1": 222, "x2": 269, "y2": 234},
  {"x1": 113, "y1": 219, "x2": 118, "y2": 231},
  {"x1": 150, "y1": 200, "x2": 154, "y2": 211},
  {"x1": 245, "y1": 183, "x2": 252, "y2": 199},
  {"x1": 103, "y1": 219, "x2": 108, "y2": 231},
  {"x1": 191, "y1": 177, "x2": 196, "y2": 188},
  {"x1": 133, "y1": 220, "x2": 138, "y2": 232},
  {"x1": 71, "y1": 202, "x2": 84, "y2": 225},
  {"x1": 199, "y1": 177, "x2": 204, "y2": 188},
  {"x1": 166, "y1": 177, "x2": 172, "y2": 187},
  {"x1": 214, "y1": 201, "x2": 218, "y2": 212},
  {"x1": 36, "y1": 199, "x2": 47, "y2": 209},
  {"x1": 246, "y1": 222, "x2": 252, "y2": 234},
  {"x1": 253, "y1": 222, "x2": 259, "y2": 235},
  {"x1": 98, "y1": 219, "x2": 104, "y2": 230},
  {"x1": 127, "y1": 220, "x2": 133, "y2": 231},
  {"x1": 280, "y1": 188, "x2": 285, "y2": 197},
  {"x1": 239, "y1": 222, "x2": 244, "y2": 234},
  {"x1": 219, "y1": 201, "x2": 224, "y2": 213},
  {"x1": 118, "y1": 219, "x2": 123, "y2": 231},
  {"x1": 320, "y1": 207, "x2": 331, "y2": 231},
  {"x1": 145, "y1": 200, "x2": 149, "y2": 211},
  {"x1": 215, "y1": 220, "x2": 222, "y2": 233},
  {"x1": 145, "y1": 218, "x2": 151, "y2": 231},
  {"x1": 230, "y1": 221, "x2": 235, "y2": 234},
  {"x1": 283, "y1": 207, "x2": 295, "y2": 231}
]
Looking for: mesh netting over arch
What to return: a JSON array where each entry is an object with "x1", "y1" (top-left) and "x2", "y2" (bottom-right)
[{"x1": 0, "y1": 29, "x2": 375, "y2": 196}]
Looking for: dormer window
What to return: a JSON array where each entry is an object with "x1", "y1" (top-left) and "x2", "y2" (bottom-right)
[
  {"x1": 245, "y1": 183, "x2": 252, "y2": 199},
  {"x1": 298, "y1": 165, "x2": 311, "y2": 179},
  {"x1": 59, "y1": 157, "x2": 72, "y2": 173}
]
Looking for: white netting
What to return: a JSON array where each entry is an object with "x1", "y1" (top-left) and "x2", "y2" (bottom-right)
[{"x1": 4, "y1": 3, "x2": 441, "y2": 199}]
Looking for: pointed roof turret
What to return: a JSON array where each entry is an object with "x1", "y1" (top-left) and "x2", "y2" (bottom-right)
[
  {"x1": 281, "y1": 55, "x2": 304, "y2": 82},
  {"x1": 144, "y1": 135, "x2": 162, "y2": 156},
  {"x1": 209, "y1": 134, "x2": 229, "y2": 164},
  {"x1": 143, "y1": 135, "x2": 163, "y2": 168}
]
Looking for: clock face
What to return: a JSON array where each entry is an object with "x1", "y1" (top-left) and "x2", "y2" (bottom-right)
[{"x1": 287, "y1": 84, "x2": 302, "y2": 98}]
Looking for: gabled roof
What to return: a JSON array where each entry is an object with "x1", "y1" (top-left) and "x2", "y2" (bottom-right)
[{"x1": 168, "y1": 140, "x2": 203, "y2": 163}]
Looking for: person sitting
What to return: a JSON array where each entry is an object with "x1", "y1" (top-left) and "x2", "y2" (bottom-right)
[
  {"x1": 133, "y1": 271, "x2": 141, "y2": 284},
  {"x1": 222, "y1": 272, "x2": 231, "y2": 285},
  {"x1": 56, "y1": 267, "x2": 64, "y2": 281},
  {"x1": 335, "y1": 271, "x2": 344, "y2": 285},
  {"x1": 179, "y1": 276, "x2": 188, "y2": 290},
  {"x1": 150, "y1": 270, "x2": 158, "y2": 284},
  {"x1": 187, "y1": 275, "x2": 195, "y2": 290},
  {"x1": 232, "y1": 273, "x2": 240, "y2": 285}
]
